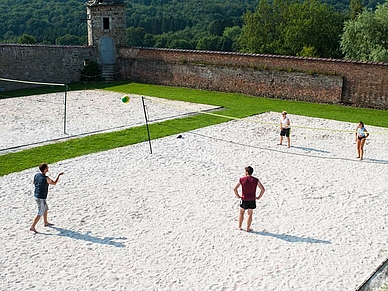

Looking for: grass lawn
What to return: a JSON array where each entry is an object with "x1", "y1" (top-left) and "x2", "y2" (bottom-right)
[{"x1": 0, "y1": 81, "x2": 387, "y2": 176}]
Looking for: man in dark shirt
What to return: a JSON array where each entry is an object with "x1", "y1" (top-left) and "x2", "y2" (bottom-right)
[
  {"x1": 30, "y1": 163, "x2": 63, "y2": 233},
  {"x1": 233, "y1": 166, "x2": 265, "y2": 232}
]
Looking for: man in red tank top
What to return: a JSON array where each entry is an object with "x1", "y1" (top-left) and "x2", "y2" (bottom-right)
[{"x1": 233, "y1": 166, "x2": 265, "y2": 232}]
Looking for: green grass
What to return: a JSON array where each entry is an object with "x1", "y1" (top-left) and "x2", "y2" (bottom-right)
[
  {"x1": 382, "y1": 283, "x2": 388, "y2": 291},
  {"x1": 106, "y1": 83, "x2": 387, "y2": 126},
  {"x1": 378, "y1": 280, "x2": 388, "y2": 291},
  {"x1": 1, "y1": 81, "x2": 387, "y2": 176}
]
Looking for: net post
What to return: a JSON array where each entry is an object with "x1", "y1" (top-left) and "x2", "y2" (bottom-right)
[
  {"x1": 142, "y1": 96, "x2": 152, "y2": 154},
  {"x1": 64, "y1": 85, "x2": 68, "y2": 134}
]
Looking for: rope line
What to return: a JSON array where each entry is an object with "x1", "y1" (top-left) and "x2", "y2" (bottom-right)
[
  {"x1": 0, "y1": 77, "x2": 65, "y2": 87},
  {"x1": 153, "y1": 122, "x2": 388, "y2": 164},
  {"x1": 143, "y1": 96, "x2": 388, "y2": 135}
]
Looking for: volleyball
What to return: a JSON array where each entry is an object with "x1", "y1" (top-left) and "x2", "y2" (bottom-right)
[{"x1": 121, "y1": 95, "x2": 130, "y2": 103}]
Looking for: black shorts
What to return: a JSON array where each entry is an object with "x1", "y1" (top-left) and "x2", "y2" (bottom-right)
[
  {"x1": 358, "y1": 136, "x2": 366, "y2": 141},
  {"x1": 240, "y1": 200, "x2": 256, "y2": 209},
  {"x1": 280, "y1": 128, "x2": 290, "y2": 137}
]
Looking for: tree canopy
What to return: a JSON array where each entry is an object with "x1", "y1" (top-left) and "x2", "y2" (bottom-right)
[
  {"x1": 341, "y1": 2, "x2": 388, "y2": 62},
  {"x1": 238, "y1": 0, "x2": 345, "y2": 58}
]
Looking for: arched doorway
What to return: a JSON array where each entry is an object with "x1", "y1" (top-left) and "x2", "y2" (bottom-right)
[{"x1": 99, "y1": 36, "x2": 115, "y2": 65}]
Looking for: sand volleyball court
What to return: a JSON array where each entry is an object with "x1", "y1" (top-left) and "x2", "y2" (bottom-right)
[{"x1": 0, "y1": 91, "x2": 387, "y2": 290}]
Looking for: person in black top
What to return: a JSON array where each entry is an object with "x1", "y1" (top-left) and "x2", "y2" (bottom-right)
[{"x1": 30, "y1": 163, "x2": 63, "y2": 233}]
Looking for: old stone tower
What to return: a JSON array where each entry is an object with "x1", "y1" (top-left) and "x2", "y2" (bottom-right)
[{"x1": 86, "y1": 0, "x2": 126, "y2": 81}]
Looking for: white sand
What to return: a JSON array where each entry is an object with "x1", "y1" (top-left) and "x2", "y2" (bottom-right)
[
  {"x1": 0, "y1": 90, "x2": 218, "y2": 153},
  {"x1": 0, "y1": 91, "x2": 387, "y2": 291}
]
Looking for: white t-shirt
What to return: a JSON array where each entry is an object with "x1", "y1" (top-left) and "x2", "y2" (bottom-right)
[{"x1": 281, "y1": 116, "x2": 290, "y2": 128}]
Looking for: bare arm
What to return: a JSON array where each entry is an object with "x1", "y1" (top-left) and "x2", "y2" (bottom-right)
[
  {"x1": 233, "y1": 182, "x2": 242, "y2": 199},
  {"x1": 47, "y1": 172, "x2": 64, "y2": 185},
  {"x1": 283, "y1": 118, "x2": 290, "y2": 129},
  {"x1": 256, "y1": 181, "x2": 265, "y2": 200}
]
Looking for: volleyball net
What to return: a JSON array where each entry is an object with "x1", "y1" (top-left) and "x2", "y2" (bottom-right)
[
  {"x1": 137, "y1": 96, "x2": 388, "y2": 165},
  {"x1": 142, "y1": 96, "x2": 388, "y2": 135},
  {"x1": 0, "y1": 78, "x2": 68, "y2": 129},
  {"x1": 0, "y1": 78, "x2": 68, "y2": 152}
]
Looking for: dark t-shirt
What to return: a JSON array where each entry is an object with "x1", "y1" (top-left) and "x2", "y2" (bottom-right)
[
  {"x1": 239, "y1": 176, "x2": 259, "y2": 201},
  {"x1": 34, "y1": 173, "x2": 49, "y2": 199}
]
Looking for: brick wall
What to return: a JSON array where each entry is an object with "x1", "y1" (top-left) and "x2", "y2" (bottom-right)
[{"x1": 118, "y1": 47, "x2": 388, "y2": 109}]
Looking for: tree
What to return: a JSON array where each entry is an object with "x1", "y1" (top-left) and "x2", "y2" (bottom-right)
[
  {"x1": 169, "y1": 39, "x2": 192, "y2": 49},
  {"x1": 56, "y1": 34, "x2": 82, "y2": 45},
  {"x1": 143, "y1": 33, "x2": 156, "y2": 47},
  {"x1": 349, "y1": 0, "x2": 364, "y2": 19},
  {"x1": 340, "y1": 3, "x2": 388, "y2": 62},
  {"x1": 282, "y1": 0, "x2": 344, "y2": 58},
  {"x1": 127, "y1": 26, "x2": 146, "y2": 46},
  {"x1": 238, "y1": 0, "x2": 344, "y2": 58},
  {"x1": 238, "y1": 0, "x2": 285, "y2": 54},
  {"x1": 223, "y1": 26, "x2": 242, "y2": 51},
  {"x1": 209, "y1": 20, "x2": 227, "y2": 36},
  {"x1": 196, "y1": 36, "x2": 221, "y2": 51},
  {"x1": 297, "y1": 46, "x2": 318, "y2": 57},
  {"x1": 2, "y1": 31, "x2": 17, "y2": 43},
  {"x1": 18, "y1": 34, "x2": 36, "y2": 44}
]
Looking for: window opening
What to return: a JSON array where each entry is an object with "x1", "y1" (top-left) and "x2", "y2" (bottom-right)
[{"x1": 103, "y1": 18, "x2": 110, "y2": 30}]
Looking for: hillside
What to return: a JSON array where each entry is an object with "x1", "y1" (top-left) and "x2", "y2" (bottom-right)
[
  {"x1": 0, "y1": 0, "x2": 383, "y2": 48},
  {"x1": 1, "y1": 0, "x2": 258, "y2": 45}
]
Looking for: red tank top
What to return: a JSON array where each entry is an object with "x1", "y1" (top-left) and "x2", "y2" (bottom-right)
[{"x1": 239, "y1": 176, "x2": 259, "y2": 201}]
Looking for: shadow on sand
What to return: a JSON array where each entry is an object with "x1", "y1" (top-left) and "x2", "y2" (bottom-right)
[
  {"x1": 251, "y1": 230, "x2": 332, "y2": 244},
  {"x1": 43, "y1": 226, "x2": 127, "y2": 248},
  {"x1": 290, "y1": 145, "x2": 330, "y2": 154}
]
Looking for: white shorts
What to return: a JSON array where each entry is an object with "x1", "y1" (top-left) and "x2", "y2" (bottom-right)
[{"x1": 34, "y1": 197, "x2": 48, "y2": 216}]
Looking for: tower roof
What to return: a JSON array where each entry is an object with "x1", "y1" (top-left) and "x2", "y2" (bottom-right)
[{"x1": 86, "y1": 0, "x2": 125, "y2": 6}]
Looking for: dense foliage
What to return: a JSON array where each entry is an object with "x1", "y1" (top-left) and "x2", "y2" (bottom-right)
[
  {"x1": 0, "y1": 0, "x2": 386, "y2": 59},
  {"x1": 0, "y1": 0, "x2": 257, "y2": 46},
  {"x1": 239, "y1": 0, "x2": 345, "y2": 58},
  {"x1": 341, "y1": 2, "x2": 388, "y2": 61},
  {"x1": 0, "y1": 0, "x2": 87, "y2": 44}
]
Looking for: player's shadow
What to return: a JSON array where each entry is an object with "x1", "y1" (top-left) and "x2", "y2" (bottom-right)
[
  {"x1": 48, "y1": 226, "x2": 127, "y2": 248},
  {"x1": 364, "y1": 157, "x2": 388, "y2": 164},
  {"x1": 291, "y1": 146, "x2": 330, "y2": 154},
  {"x1": 251, "y1": 230, "x2": 331, "y2": 244}
]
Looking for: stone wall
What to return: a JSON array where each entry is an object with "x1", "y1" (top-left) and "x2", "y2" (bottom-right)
[
  {"x1": 0, "y1": 44, "x2": 96, "y2": 91},
  {"x1": 118, "y1": 47, "x2": 388, "y2": 109}
]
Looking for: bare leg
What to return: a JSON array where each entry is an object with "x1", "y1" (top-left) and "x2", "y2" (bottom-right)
[
  {"x1": 278, "y1": 136, "x2": 283, "y2": 145},
  {"x1": 30, "y1": 215, "x2": 41, "y2": 233},
  {"x1": 356, "y1": 139, "x2": 361, "y2": 158},
  {"x1": 246, "y1": 209, "x2": 253, "y2": 232},
  {"x1": 43, "y1": 210, "x2": 53, "y2": 226},
  {"x1": 238, "y1": 208, "x2": 245, "y2": 230},
  {"x1": 359, "y1": 139, "x2": 366, "y2": 160},
  {"x1": 287, "y1": 137, "x2": 290, "y2": 148}
]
